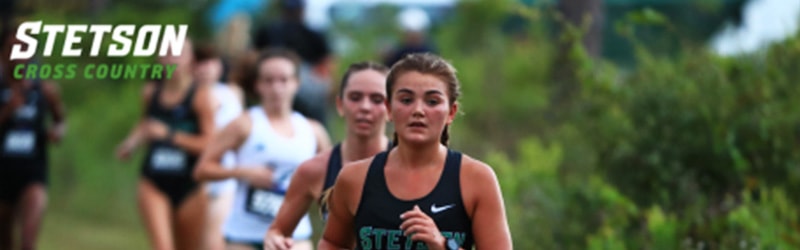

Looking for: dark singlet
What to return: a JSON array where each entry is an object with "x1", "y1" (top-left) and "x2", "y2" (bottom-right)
[
  {"x1": 0, "y1": 80, "x2": 48, "y2": 163},
  {"x1": 140, "y1": 83, "x2": 200, "y2": 207},
  {"x1": 353, "y1": 150, "x2": 474, "y2": 250},
  {"x1": 0, "y1": 80, "x2": 49, "y2": 203},
  {"x1": 320, "y1": 141, "x2": 394, "y2": 220}
]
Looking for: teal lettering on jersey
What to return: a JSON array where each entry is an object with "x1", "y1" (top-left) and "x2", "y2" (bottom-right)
[{"x1": 358, "y1": 227, "x2": 466, "y2": 250}]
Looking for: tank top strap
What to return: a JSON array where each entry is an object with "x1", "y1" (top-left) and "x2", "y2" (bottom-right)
[
  {"x1": 444, "y1": 150, "x2": 462, "y2": 183},
  {"x1": 360, "y1": 151, "x2": 390, "y2": 202},
  {"x1": 323, "y1": 143, "x2": 342, "y2": 191},
  {"x1": 147, "y1": 83, "x2": 162, "y2": 114}
]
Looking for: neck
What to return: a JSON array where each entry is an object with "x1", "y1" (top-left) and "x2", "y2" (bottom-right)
[
  {"x1": 342, "y1": 134, "x2": 388, "y2": 162},
  {"x1": 165, "y1": 72, "x2": 192, "y2": 90},
  {"x1": 262, "y1": 101, "x2": 292, "y2": 120},
  {"x1": 394, "y1": 140, "x2": 446, "y2": 169}
]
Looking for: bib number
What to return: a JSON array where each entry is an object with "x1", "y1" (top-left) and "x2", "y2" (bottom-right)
[
  {"x1": 149, "y1": 146, "x2": 187, "y2": 173},
  {"x1": 3, "y1": 130, "x2": 36, "y2": 157},
  {"x1": 245, "y1": 187, "x2": 285, "y2": 220}
]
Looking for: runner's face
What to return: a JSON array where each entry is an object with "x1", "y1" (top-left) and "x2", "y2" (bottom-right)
[
  {"x1": 194, "y1": 58, "x2": 222, "y2": 84},
  {"x1": 256, "y1": 57, "x2": 298, "y2": 106},
  {"x1": 339, "y1": 69, "x2": 388, "y2": 138},
  {"x1": 158, "y1": 40, "x2": 193, "y2": 76},
  {"x1": 388, "y1": 71, "x2": 456, "y2": 145}
]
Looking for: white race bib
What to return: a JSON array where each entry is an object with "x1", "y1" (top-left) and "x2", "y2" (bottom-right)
[
  {"x1": 150, "y1": 147, "x2": 187, "y2": 172},
  {"x1": 246, "y1": 188, "x2": 285, "y2": 220},
  {"x1": 3, "y1": 130, "x2": 36, "y2": 156}
]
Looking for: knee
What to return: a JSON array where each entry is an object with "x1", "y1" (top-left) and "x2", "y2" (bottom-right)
[{"x1": 23, "y1": 184, "x2": 48, "y2": 211}]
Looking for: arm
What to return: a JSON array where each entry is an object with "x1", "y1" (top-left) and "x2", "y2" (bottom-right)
[
  {"x1": 42, "y1": 81, "x2": 66, "y2": 143},
  {"x1": 171, "y1": 85, "x2": 215, "y2": 154},
  {"x1": 193, "y1": 114, "x2": 275, "y2": 188},
  {"x1": 318, "y1": 162, "x2": 366, "y2": 250},
  {"x1": 265, "y1": 154, "x2": 328, "y2": 250},
  {"x1": 194, "y1": 114, "x2": 248, "y2": 181},
  {"x1": 309, "y1": 119, "x2": 332, "y2": 153},
  {"x1": 465, "y1": 159, "x2": 513, "y2": 250},
  {"x1": 116, "y1": 83, "x2": 155, "y2": 160}
]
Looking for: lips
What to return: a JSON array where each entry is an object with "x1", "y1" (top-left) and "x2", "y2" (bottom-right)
[
  {"x1": 355, "y1": 118, "x2": 372, "y2": 125},
  {"x1": 408, "y1": 121, "x2": 427, "y2": 128}
]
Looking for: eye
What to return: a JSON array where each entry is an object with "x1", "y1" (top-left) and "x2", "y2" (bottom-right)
[
  {"x1": 370, "y1": 95, "x2": 385, "y2": 104},
  {"x1": 348, "y1": 93, "x2": 363, "y2": 102},
  {"x1": 399, "y1": 97, "x2": 412, "y2": 104},
  {"x1": 426, "y1": 98, "x2": 440, "y2": 106}
]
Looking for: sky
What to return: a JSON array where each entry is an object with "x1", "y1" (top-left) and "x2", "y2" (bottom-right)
[{"x1": 711, "y1": 0, "x2": 800, "y2": 55}]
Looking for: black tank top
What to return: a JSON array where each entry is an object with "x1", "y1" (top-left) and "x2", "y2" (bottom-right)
[
  {"x1": 353, "y1": 150, "x2": 474, "y2": 250},
  {"x1": 320, "y1": 141, "x2": 395, "y2": 220},
  {"x1": 0, "y1": 80, "x2": 48, "y2": 165},
  {"x1": 141, "y1": 84, "x2": 200, "y2": 177}
]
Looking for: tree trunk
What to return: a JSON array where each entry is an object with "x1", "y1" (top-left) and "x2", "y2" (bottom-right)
[{"x1": 549, "y1": 0, "x2": 604, "y2": 119}]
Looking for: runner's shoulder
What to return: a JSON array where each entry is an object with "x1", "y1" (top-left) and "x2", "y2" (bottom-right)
[
  {"x1": 460, "y1": 154, "x2": 499, "y2": 185},
  {"x1": 334, "y1": 156, "x2": 373, "y2": 193},
  {"x1": 295, "y1": 148, "x2": 335, "y2": 183}
]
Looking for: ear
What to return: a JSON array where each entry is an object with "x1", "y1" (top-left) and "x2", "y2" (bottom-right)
[
  {"x1": 335, "y1": 95, "x2": 344, "y2": 117},
  {"x1": 447, "y1": 102, "x2": 458, "y2": 125},
  {"x1": 384, "y1": 97, "x2": 392, "y2": 122}
]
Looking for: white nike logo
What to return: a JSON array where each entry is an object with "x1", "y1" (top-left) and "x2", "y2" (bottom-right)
[{"x1": 431, "y1": 204, "x2": 455, "y2": 214}]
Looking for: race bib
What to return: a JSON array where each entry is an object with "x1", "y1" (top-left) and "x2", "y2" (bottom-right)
[
  {"x1": 245, "y1": 187, "x2": 285, "y2": 220},
  {"x1": 149, "y1": 146, "x2": 187, "y2": 173},
  {"x1": 3, "y1": 130, "x2": 36, "y2": 156}
]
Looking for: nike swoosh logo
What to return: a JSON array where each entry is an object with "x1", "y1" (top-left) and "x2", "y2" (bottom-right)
[{"x1": 431, "y1": 204, "x2": 455, "y2": 214}]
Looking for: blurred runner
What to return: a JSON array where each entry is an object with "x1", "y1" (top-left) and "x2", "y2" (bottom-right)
[
  {"x1": 116, "y1": 39, "x2": 214, "y2": 250},
  {"x1": 194, "y1": 48, "x2": 330, "y2": 250},
  {"x1": 0, "y1": 25, "x2": 67, "y2": 250},
  {"x1": 263, "y1": 61, "x2": 390, "y2": 250}
]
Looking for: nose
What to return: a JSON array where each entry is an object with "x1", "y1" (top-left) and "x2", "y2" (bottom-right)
[
  {"x1": 411, "y1": 100, "x2": 424, "y2": 117},
  {"x1": 358, "y1": 98, "x2": 371, "y2": 111}
]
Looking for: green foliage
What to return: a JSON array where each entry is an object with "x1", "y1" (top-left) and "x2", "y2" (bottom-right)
[
  {"x1": 440, "y1": 2, "x2": 800, "y2": 249},
  {"x1": 21, "y1": 0, "x2": 800, "y2": 248}
]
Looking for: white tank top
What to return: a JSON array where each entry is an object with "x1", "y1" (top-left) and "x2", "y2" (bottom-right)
[
  {"x1": 209, "y1": 83, "x2": 243, "y2": 195},
  {"x1": 224, "y1": 106, "x2": 317, "y2": 242}
]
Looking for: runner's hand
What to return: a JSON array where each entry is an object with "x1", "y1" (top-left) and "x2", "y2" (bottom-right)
[
  {"x1": 235, "y1": 167, "x2": 274, "y2": 188},
  {"x1": 400, "y1": 205, "x2": 447, "y2": 250},
  {"x1": 144, "y1": 118, "x2": 169, "y2": 141},
  {"x1": 48, "y1": 123, "x2": 66, "y2": 143},
  {"x1": 115, "y1": 139, "x2": 136, "y2": 161},
  {"x1": 264, "y1": 229, "x2": 293, "y2": 250}
]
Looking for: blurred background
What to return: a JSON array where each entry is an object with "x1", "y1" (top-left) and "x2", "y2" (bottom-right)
[{"x1": 3, "y1": 0, "x2": 800, "y2": 249}]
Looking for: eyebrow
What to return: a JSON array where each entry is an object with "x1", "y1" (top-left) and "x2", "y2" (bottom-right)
[{"x1": 395, "y1": 88, "x2": 444, "y2": 96}]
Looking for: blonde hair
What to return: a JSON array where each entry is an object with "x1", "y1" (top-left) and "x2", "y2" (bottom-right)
[{"x1": 215, "y1": 13, "x2": 252, "y2": 59}]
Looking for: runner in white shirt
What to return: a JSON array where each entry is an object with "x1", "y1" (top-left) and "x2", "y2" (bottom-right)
[
  {"x1": 195, "y1": 48, "x2": 331, "y2": 250},
  {"x1": 193, "y1": 43, "x2": 244, "y2": 250}
]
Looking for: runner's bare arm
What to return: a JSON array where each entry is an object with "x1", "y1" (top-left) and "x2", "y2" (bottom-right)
[
  {"x1": 42, "y1": 81, "x2": 67, "y2": 143},
  {"x1": 115, "y1": 82, "x2": 155, "y2": 160},
  {"x1": 319, "y1": 159, "x2": 370, "y2": 250},
  {"x1": 265, "y1": 151, "x2": 330, "y2": 249},
  {"x1": 462, "y1": 157, "x2": 513, "y2": 250},
  {"x1": 194, "y1": 114, "x2": 250, "y2": 181},
  {"x1": 170, "y1": 85, "x2": 214, "y2": 154}
]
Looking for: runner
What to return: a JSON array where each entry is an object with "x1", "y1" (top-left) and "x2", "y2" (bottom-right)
[
  {"x1": 0, "y1": 26, "x2": 67, "y2": 250},
  {"x1": 263, "y1": 61, "x2": 390, "y2": 250},
  {"x1": 194, "y1": 43, "x2": 244, "y2": 250},
  {"x1": 116, "y1": 39, "x2": 215, "y2": 250},
  {"x1": 319, "y1": 53, "x2": 513, "y2": 250},
  {"x1": 194, "y1": 48, "x2": 331, "y2": 250}
]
